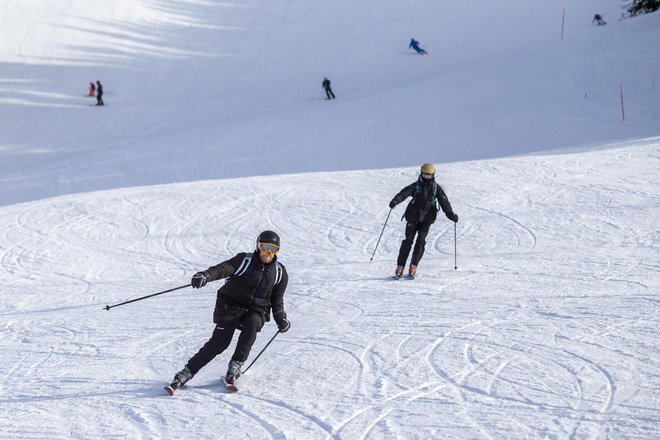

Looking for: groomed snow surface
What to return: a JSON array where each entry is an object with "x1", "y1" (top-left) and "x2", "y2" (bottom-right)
[
  {"x1": 1, "y1": 143, "x2": 658, "y2": 439},
  {"x1": 1, "y1": 0, "x2": 659, "y2": 439}
]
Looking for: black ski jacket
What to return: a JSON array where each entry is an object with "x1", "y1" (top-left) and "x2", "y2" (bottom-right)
[
  {"x1": 200, "y1": 251, "x2": 288, "y2": 326},
  {"x1": 390, "y1": 176, "x2": 454, "y2": 223}
]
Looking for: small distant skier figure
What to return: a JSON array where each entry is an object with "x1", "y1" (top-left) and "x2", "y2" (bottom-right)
[
  {"x1": 95, "y1": 81, "x2": 104, "y2": 106},
  {"x1": 322, "y1": 77, "x2": 335, "y2": 100},
  {"x1": 409, "y1": 38, "x2": 427, "y2": 55},
  {"x1": 88, "y1": 82, "x2": 95, "y2": 97},
  {"x1": 593, "y1": 14, "x2": 606, "y2": 26}
]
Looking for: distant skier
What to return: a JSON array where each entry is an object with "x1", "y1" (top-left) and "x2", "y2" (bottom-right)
[
  {"x1": 88, "y1": 82, "x2": 95, "y2": 97},
  {"x1": 165, "y1": 230, "x2": 291, "y2": 394},
  {"x1": 389, "y1": 163, "x2": 458, "y2": 278},
  {"x1": 409, "y1": 38, "x2": 427, "y2": 55},
  {"x1": 593, "y1": 14, "x2": 606, "y2": 26},
  {"x1": 95, "y1": 81, "x2": 104, "y2": 106},
  {"x1": 322, "y1": 77, "x2": 335, "y2": 100}
]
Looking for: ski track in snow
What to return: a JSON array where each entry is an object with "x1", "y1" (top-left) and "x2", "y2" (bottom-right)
[{"x1": 0, "y1": 144, "x2": 658, "y2": 439}]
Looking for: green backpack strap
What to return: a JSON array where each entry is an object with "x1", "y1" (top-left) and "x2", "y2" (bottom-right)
[{"x1": 411, "y1": 181, "x2": 439, "y2": 209}]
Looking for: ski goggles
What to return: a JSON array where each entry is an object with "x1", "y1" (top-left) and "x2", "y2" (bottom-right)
[
  {"x1": 421, "y1": 173, "x2": 435, "y2": 180},
  {"x1": 257, "y1": 242, "x2": 280, "y2": 255}
]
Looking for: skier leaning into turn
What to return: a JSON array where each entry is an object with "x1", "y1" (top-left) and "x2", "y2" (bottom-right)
[
  {"x1": 409, "y1": 38, "x2": 428, "y2": 55},
  {"x1": 389, "y1": 163, "x2": 458, "y2": 278},
  {"x1": 166, "y1": 230, "x2": 290, "y2": 393}
]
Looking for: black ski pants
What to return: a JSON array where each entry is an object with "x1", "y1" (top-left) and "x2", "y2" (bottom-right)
[
  {"x1": 186, "y1": 310, "x2": 264, "y2": 375},
  {"x1": 397, "y1": 221, "x2": 432, "y2": 267},
  {"x1": 325, "y1": 88, "x2": 335, "y2": 99}
]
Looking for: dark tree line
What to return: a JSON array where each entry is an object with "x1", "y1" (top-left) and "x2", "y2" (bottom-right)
[{"x1": 624, "y1": 0, "x2": 660, "y2": 17}]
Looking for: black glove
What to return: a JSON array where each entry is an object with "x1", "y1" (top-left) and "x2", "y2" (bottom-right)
[
  {"x1": 276, "y1": 317, "x2": 291, "y2": 333},
  {"x1": 448, "y1": 212, "x2": 459, "y2": 223},
  {"x1": 389, "y1": 200, "x2": 397, "y2": 209},
  {"x1": 191, "y1": 271, "x2": 208, "y2": 289}
]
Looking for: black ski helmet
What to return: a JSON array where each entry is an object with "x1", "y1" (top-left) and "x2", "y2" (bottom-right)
[{"x1": 256, "y1": 230, "x2": 280, "y2": 247}]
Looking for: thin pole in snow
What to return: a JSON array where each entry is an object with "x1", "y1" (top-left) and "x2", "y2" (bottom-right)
[
  {"x1": 561, "y1": 8, "x2": 566, "y2": 40},
  {"x1": 370, "y1": 208, "x2": 392, "y2": 262},
  {"x1": 103, "y1": 284, "x2": 191, "y2": 310},
  {"x1": 454, "y1": 222, "x2": 458, "y2": 270},
  {"x1": 620, "y1": 84, "x2": 626, "y2": 122},
  {"x1": 242, "y1": 330, "x2": 280, "y2": 374}
]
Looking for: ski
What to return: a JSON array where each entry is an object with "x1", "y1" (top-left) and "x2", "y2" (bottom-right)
[
  {"x1": 391, "y1": 274, "x2": 416, "y2": 280},
  {"x1": 222, "y1": 376, "x2": 239, "y2": 392},
  {"x1": 165, "y1": 378, "x2": 237, "y2": 395},
  {"x1": 164, "y1": 380, "x2": 183, "y2": 396}
]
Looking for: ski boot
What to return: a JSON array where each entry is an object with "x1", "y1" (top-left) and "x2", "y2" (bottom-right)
[
  {"x1": 225, "y1": 359, "x2": 243, "y2": 385},
  {"x1": 408, "y1": 265, "x2": 417, "y2": 279},
  {"x1": 165, "y1": 366, "x2": 193, "y2": 395},
  {"x1": 394, "y1": 265, "x2": 404, "y2": 279}
]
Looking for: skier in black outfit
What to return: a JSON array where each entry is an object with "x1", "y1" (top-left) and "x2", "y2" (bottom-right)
[
  {"x1": 322, "y1": 77, "x2": 335, "y2": 100},
  {"x1": 592, "y1": 14, "x2": 606, "y2": 26},
  {"x1": 389, "y1": 163, "x2": 458, "y2": 278},
  {"x1": 95, "y1": 81, "x2": 104, "y2": 106},
  {"x1": 167, "y1": 230, "x2": 290, "y2": 392}
]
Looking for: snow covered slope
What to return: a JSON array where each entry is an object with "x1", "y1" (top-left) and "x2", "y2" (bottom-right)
[
  {"x1": 1, "y1": 1, "x2": 659, "y2": 438},
  {"x1": 0, "y1": 141, "x2": 658, "y2": 439},
  {"x1": 1, "y1": 0, "x2": 658, "y2": 206}
]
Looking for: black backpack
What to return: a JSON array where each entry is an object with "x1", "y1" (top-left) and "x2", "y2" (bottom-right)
[{"x1": 228, "y1": 254, "x2": 283, "y2": 285}]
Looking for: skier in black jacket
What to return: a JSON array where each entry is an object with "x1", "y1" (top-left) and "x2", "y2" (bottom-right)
[
  {"x1": 389, "y1": 163, "x2": 458, "y2": 278},
  {"x1": 167, "y1": 230, "x2": 290, "y2": 392},
  {"x1": 322, "y1": 77, "x2": 335, "y2": 100},
  {"x1": 95, "y1": 81, "x2": 104, "y2": 106}
]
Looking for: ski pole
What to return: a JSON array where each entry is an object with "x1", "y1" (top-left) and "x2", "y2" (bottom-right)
[
  {"x1": 370, "y1": 208, "x2": 393, "y2": 262},
  {"x1": 242, "y1": 329, "x2": 281, "y2": 374},
  {"x1": 454, "y1": 222, "x2": 458, "y2": 270},
  {"x1": 103, "y1": 284, "x2": 191, "y2": 310}
]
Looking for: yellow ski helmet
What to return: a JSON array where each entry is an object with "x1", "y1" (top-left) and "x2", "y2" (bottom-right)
[{"x1": 420, "y1": 163, "x2": 436, "y2": 175}]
